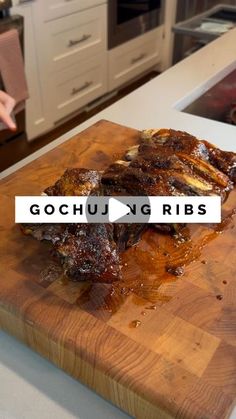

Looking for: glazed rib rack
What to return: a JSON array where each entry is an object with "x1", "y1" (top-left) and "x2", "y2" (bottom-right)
[{"x1": 22, "y1": 129, "x2": 236, "y2": 282}]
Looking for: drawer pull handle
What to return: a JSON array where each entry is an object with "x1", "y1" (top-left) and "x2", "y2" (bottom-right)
[
  {"x1": 131, "y1": 53, "x2": 146, "y2": 64},
  {"x1": 68, "y1": 34, "x2": 91, "y2": 47},
  {"x1": 19, "y1": 0, "x2": 35, "y2": 3},
  {"x1": 71, "y1": 81, "x2": 93, "y2": 95}
]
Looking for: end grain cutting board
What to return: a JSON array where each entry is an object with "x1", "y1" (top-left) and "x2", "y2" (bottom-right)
[{"x1": 0, "y1": 120, "x2": 236, "y2": 419}]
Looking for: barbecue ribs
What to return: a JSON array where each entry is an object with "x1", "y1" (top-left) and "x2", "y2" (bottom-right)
[
  {"x1": 22, "y1": 129, "x2": 236, "y2": 283},
  {"x1": 103, "y1": 129, "x2": 234, "y2": 200}
]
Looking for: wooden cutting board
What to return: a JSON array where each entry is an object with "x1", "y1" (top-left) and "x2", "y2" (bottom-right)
[{"x1": 0, "y1": 120, "x2": 236, "y2": 419}]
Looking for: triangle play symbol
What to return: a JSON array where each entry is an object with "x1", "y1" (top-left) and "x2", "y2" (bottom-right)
[{"x1": 108, "y1": 197, "x2": 131, "y2": 223}]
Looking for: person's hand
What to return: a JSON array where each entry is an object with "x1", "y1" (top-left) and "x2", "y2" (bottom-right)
[{"x1": 0, "y1": 91, "x2": 16, "y2": 131}]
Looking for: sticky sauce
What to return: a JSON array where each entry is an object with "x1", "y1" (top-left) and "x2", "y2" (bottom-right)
[
  {"x1": 145, "y1": 305, "x2": 157, "y2": 310},
  {"x1": 129, "y1": 320, "x2": 141, "y2": 328},
  {"x1": 54, "y1": 189, "x2": 236, "y2": 315}
]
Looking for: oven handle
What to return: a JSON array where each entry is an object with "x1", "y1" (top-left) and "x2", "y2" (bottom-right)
[{"x1": 131, "y1": 53, "x2": 147, "y2": 64}]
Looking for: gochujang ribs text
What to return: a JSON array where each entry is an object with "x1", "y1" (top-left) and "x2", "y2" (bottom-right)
[{"x1": 22, "y1": 129, "x2": 236, "y2": 283}]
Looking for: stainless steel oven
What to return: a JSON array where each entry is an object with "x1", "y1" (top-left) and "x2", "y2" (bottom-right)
[{"x1": 108, "y1": 0, "x2": 163, "y2": 49}]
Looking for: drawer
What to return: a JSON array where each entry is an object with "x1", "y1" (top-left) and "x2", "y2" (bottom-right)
[
  {"x1": 45, "y1": 5, "x2": 106, "y2": 72},
  {"x1": 52, "y1": 54, "x2": 107, "y2": 122},
  {"x1": 109, "y1": 28, "x2": 162, "y2": 91},
  {"x1": 41, "y1": 0, "x2": 105, "y2": 22}
]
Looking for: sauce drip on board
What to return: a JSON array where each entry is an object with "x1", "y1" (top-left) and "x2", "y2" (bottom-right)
[{"x1": 40, "y1": 189, "x2": 236, "y2": 316}]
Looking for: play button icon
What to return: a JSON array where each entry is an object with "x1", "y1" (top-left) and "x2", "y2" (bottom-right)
[
  {"x1": 85, "y1": 196, "x2": 151, "y2": 223},
  {"x1": 108, "y1": 197, "x2": 131, "y2": 223}
]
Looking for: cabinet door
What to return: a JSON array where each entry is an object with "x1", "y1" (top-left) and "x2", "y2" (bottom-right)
[
  {"x1": 44, "y1": 5, "x2": 106, "y2": 72},
  {"x1": 40, "y1": 0, "x2": 105, "y2": 22},
  {"x1": 51, "y1": 54, "x2": 107, "y2": 122},
  {"x1": 109, "y1": 27, "x2": 162, "y2": 91},
  {"x1": 12, "y1": 1, "x2": 52, "y2": 140}
]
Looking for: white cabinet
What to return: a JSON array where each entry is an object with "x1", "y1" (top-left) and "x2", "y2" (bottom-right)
[
  {"x1": 12, "y1": 1, "x2": 164, "y2": 140},
  {"x1": 52, "y1": 54, "x2": 107, "y2": 122},
  {"x1": 40, "y1": 0, "x2": 105, "y2": 22},
  {"x1": 12, "y1": 1, "x2": 52, "y2": 140},
  {"x1": 44, "y1": 5, "x2": 107, "y2": 72},
  {"x1": 13, "y1": 0, "x2": 107, "y2": 139},
  {"x1": 33, "y1": 2, "x2": 108, "y2": 124},
  {"x1": 108, "y1": 27, "x2": 163, "y2": 91}
]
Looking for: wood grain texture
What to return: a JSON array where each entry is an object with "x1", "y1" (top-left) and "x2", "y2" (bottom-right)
[{"x1": 0, "y1": 120, "x2": 236, "y2": 419}]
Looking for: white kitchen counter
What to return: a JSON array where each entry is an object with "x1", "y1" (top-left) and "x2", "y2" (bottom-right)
[{"x1": 1, "y1": 29, "x2": 236, "y2": 419}]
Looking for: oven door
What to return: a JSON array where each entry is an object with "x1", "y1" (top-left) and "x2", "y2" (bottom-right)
[{"x1": 108, "y1": 0, "x2": 163, "y2": 49}]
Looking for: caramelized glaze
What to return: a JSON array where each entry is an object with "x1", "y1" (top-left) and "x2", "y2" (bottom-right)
[
  {"x1": 78, "y1": 188, "x2": 236, "y2": 313},
  {"x1": 39, "y1": 189, "x2": 235, "y2": 316}
]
